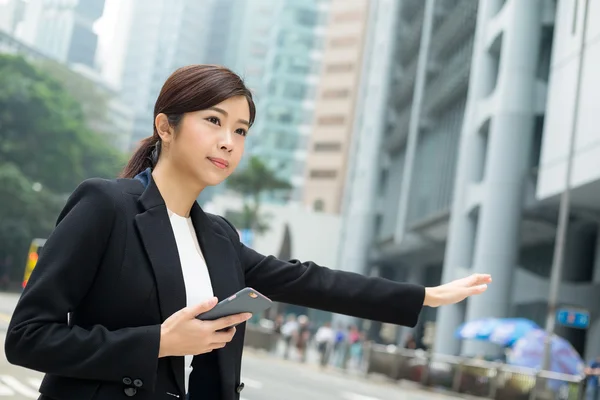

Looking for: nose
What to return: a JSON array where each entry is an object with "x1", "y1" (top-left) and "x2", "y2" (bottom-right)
[{"x1": 218, "y1": 129, "x2": 235, "y2": 152}]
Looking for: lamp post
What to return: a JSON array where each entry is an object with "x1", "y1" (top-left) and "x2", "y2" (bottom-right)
[{"x1": 542, "y1": 0, "x2": 589, "y2": 375}]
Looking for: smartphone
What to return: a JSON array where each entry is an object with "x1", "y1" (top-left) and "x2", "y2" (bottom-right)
[{"x1": 196, "y1": 287, "x2": 272, "y2": 327}]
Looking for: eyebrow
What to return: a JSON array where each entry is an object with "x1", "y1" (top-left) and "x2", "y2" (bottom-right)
[{"x1": 208, "y1": 106, "x2": 251, "y2": 127}]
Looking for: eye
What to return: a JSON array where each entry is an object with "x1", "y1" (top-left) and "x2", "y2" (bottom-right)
[
  {"x1": 236, "y1": 128, "x2": 248, "y2": 137},
  {"x1": 207, "y1": 116, "x2": 221, "y2": 126}
]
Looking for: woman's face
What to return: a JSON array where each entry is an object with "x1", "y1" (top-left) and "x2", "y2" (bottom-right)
[{"x1": 162, "y1": 95, "x2": 250, "y2": 187}]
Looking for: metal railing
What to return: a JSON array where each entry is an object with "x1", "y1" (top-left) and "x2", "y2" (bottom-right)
[{"x1": 244, "y1": 326, "x2": 587, "y2": 400}]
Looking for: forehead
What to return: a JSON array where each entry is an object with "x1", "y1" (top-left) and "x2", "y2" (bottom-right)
[{"x1": 212, "y1": 96, "x2": 250, "y2": 119}]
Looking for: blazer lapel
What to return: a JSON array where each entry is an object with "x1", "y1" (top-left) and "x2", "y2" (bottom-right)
[
  {"x1": 190, "y1": 203, "x2": 243, "y2": 389},
  {"x1": 134, "y1": 175, "x2": 187, "y2": 395}
]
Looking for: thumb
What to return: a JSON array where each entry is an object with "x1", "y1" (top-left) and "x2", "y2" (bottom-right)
[{"x1": 184, "y1": 297, "x2": 218, "y2": 318}]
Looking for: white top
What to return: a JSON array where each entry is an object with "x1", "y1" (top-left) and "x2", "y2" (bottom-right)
[{"x1": 167, "y1": 209, "x2": 214, "y2": 394}]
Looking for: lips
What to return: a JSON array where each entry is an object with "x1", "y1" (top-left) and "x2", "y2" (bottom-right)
[{"x1": 208, "y1": 157, "x2": 229, "y2": 169}]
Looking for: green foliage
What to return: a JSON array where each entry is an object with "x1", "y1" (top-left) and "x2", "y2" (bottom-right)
[
  {"x1": 226, "y1": 156, "x2": 291, "y2": 233},
  {"x1": 0, "y1": 54, "x2": 125, "y2": 284},
  {"x1": 33, "y1": 59, "x2": 112, "y2": 133}
]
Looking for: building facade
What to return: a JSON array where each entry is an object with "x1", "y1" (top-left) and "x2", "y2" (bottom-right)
[
  {"x1": 16, "y1": 0, "x2": 105, "y2": 69},
  {"x1": 245, "y1": 0, "x2": 329, "y2": 202},
  {"x1": 337, "y1": 0, "x2": 600, "y2": 361},
  {"x1": 302, "y1": 0, "x2": 370, "y2": 214},
  {"x1": 0, "y1": 29, "x2": 133, "y2": 153},
  {"x1": 113, "y1": 0, "x2": 213, "y2": 150}
]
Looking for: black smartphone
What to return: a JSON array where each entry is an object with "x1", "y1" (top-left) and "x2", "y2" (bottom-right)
[{"x1": 196, "y1": 287, "x2": 272, "y2": 327}]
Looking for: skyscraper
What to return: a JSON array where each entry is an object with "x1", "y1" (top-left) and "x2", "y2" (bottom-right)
[
  {"x1": 110, "y1": 0, "x2": 213, "y2": 150},
  {"x1": 337, "y1": 0, "x2": 600, "y2": 361},
  {"x1": 235, "y1": 0, "x2": 329, "y2": 202},
  {"x1": 16, "y1": 0, "x2": 105, "y2": 69},
  {"x1": 302, "y1": 0, "x2": 370, "y2": 214}
]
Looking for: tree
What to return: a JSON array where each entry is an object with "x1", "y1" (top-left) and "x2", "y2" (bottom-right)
[
  {"x1": 0, "y1": 54, "x2": 126, "y2": 284},
  {"x1": 226, "y1": 156, "x2": 292, "y2": 233},
  {"x1": 0, "y1": 54, "x2": 125, "y2": 193},
  {"x1": 0, "y1": 163, "x2": 63, "y2": 281},
  {"x1": 33, "y1": 59, "x2": 111, "y2": 134}
]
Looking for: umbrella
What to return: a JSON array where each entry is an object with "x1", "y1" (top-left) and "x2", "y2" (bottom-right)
[
  {"x1": 455, "y1": 318, "x2": 539, "y2": 347},
  {"x1": 507, "y1": 329, "x2": 585, "y2": 376}
]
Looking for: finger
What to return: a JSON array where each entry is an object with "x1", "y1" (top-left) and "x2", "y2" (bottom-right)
[
  {"x1": 213, "y1": 327, "x2": 237, "y2": 342},
  {"x1": 468, "y1": 284, "x2": 488, "y2": 295},
  {"x1": 464, "y1": 274, "x2": 492, "y2": 287},
  {"x1": 210, "y1": 313, "x2": 252, "y2": 331},
  {"x1": 183, "y1": 297, "x2": 218, "y2": 318}
]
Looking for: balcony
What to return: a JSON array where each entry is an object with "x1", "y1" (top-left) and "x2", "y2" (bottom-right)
[
  {"x1": 385, "y1": 109, "x2": 411, "y2": 153},
  {"x1": 423, "y1": 51, "x2": 472, "y2": 115},
  {"x1": 397, "y1": 13, "x2": 425, "y2": 63},
  {"x1": 401, "y1": 0, "x2": 425, "y2": 22},
  {"x1": 430, "y1": 0, "x2": 478, "y2": 59}
]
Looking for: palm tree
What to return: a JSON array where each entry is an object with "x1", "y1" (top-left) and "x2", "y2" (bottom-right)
[{"x1": 226, "y1": 156, "x2": 292, "y2": 233}]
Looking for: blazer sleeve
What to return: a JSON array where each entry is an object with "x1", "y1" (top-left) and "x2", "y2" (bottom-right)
[
  {"x1": 216, "y1": 217, "x2": 426, "y2": 327},
  {"x1": 4, "y1": 179, "x2": 161, "y2": 388}
]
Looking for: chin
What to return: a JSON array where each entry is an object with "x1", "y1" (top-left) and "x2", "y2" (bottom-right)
[{"x1": 200, "y1": 172, "x2": 228, "y2": 187}]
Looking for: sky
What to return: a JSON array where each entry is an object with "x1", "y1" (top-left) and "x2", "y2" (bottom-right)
[
  {"x1": 93, "y1": 0, "x2": 122, "y2": 86},
  {"x1": 94, "y1": 0, "x2": 119, "y2": 53}
]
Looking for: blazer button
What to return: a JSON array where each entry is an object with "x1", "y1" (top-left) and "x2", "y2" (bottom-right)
[
  {"x1": 124, "y1": 387, "x2": 137, "y2": 396},
  {"x1": 122, "y1": 377, "x2": 132, "y2": 385},
  {"x1": 133, "y1": 379, "x2": 143, "y2": 388},
  {"x1": 236, "y1": 383, "x2": 245, "y2": 393}
]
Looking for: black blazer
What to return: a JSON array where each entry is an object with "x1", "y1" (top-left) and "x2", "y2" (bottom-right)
[{"x1": 4, "y1": 169, "x2": 425, "y2": 400}]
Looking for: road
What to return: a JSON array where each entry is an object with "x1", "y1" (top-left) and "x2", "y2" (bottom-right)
[
  {"x1": 0, "y1": 292, "x2": 17, "y2": 332},
  {"x1": 0, "y1": 291, "x2": 460, "y2": 400}
]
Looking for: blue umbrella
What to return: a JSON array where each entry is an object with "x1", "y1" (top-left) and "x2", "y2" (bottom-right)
[
  {"x1": 455, "y1": 318, "x2": 539, "y2": 346},
  {"x1": 507, "y1": 329, "x2": 585, "y2": 376}
]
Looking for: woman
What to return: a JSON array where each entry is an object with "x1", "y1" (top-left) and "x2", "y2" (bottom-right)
[{"x1": 5, "y1": 65, "x2": 491, "y2": 400}]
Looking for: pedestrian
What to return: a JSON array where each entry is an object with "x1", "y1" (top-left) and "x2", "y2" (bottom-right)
[
  {"x1": 280, "y1": 314, "x2": 298, "y2": 359},
  {"x1": 586, "y1": 356, "x2": 600, "y2": 400},
  {"x1": 295, "y1": 315, "x2": 311, "y2": 363},
  {"x1": 4, "y1": 64, "x2": 492, "y2": 400},
  {"x1": 314, "y1": 322, "x2": 334, "y2": 367},
  {"x1": 403, "y1": 333, "x2": 418, "y2": 350}
]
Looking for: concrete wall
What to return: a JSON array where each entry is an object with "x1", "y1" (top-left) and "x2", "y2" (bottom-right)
[
  {"x1": 203, "y1": 194, "x2": 341, "y2": 270},
  {"x1": 537, "y1": 0, "x2": 600, "y2": 201}
]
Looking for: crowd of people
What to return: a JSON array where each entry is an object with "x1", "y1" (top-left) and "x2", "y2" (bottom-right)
[
  {"x1": 264, "y1": 313, "x2": 600, "y2": 400},
  {"x1": 271, "y1": 314, "x2": 368, "y2": 370}
]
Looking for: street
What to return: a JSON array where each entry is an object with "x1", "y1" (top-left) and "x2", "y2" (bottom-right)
[{"x1": 0, "y1": 292, "x2": 459, "y2": 400}]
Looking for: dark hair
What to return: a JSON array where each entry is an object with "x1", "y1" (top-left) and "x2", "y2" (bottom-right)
[{"x1": 120, "y1": 64, "x2": 256, "y2": 178}]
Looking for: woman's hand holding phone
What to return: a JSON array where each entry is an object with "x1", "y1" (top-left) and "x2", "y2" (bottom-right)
[{"x1": 158, "y1": 297, "x2": 252, "y2": 358}]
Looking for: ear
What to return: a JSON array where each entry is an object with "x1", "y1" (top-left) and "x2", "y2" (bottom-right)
[{"x1": 155, "y1": 113, "x2": 174, "y2": 143}]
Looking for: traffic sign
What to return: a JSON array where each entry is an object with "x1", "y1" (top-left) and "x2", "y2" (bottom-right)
[
  {"x1": 239, "y1": 229, "x2": 254, "y2": 247},
  {"x1": 556, "y1": 308, "x2": 590, "y2": 329}
]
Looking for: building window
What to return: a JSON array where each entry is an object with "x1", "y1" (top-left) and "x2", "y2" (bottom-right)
[
  {"x1": 326, "y1": 63, "x2": 354, "y2": 73},
  {"x1": 318, "y1": 115, "x2": 345, "y2": 126},
  {"x1": 334, "y1": 10, "x2": 363, "y2": 23},
  {"x1": 330, "y1": 36, "x2": 358, "y2": 48},
  {"x1": 314, "y1": 142, "x2": 342, "y2": 152},
  {"x1": 296, "y1": 9, "x2": 318, "y2": 27},
  {"x1": 322, "y1": 88, "x2": 350, "y2": 99},
  {"x1": 374, "y1": 214, "x2": 383, "y2": 238},
  {"x1": 284, "y1": 82, "x2": 307, "y2": 99},
  {"x1": 251, "y1": 44, "x2": 267, "y2": 56},
  {"x1": 310, "y1": 169, "x2": 337, "y2": 179},
  {"x1": 313, "y1": 199, "x2": 325, "y2": 212}
]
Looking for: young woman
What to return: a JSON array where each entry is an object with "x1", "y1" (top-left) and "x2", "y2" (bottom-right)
[{"x1": 5, "y1": 65, "x2": 491, "y2": 400}]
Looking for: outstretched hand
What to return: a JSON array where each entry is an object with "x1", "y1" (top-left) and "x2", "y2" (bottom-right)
[{"x1": 423, "y1": 274, "x2": 492, "y2": 308}]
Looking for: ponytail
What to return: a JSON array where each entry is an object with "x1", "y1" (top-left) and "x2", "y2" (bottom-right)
[{"x1": 120, "y1": 136, "x2": 161, "y2": 178}]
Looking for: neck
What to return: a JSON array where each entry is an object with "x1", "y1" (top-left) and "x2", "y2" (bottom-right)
[{"x1": 151, "y1": 162, "x2": 204, "y2": 218}]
